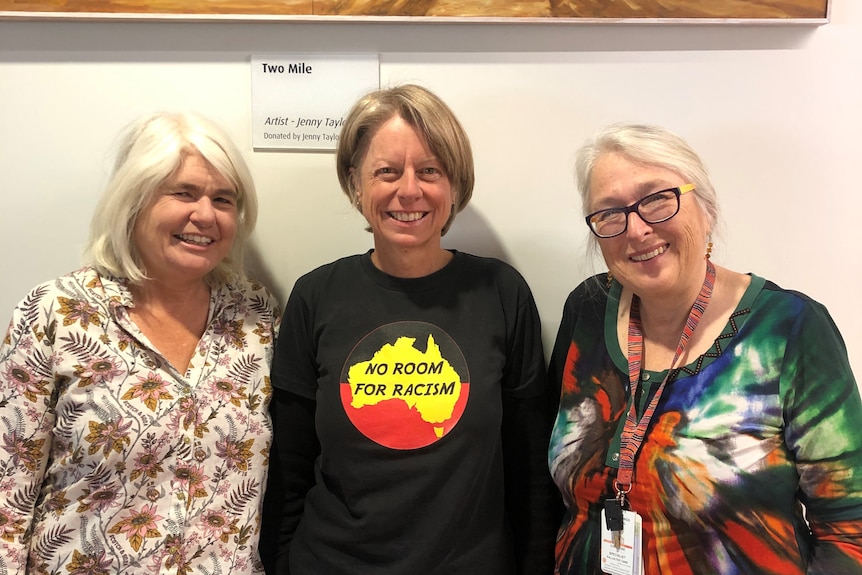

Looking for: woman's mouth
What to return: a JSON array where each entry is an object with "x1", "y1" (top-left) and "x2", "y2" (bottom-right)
[
  {"x1": 630, "y1": 245, "x2": 667, "y2": 262},
  {"x1": 176, "y1": 234, "x2": 214, "y2": 246},
  {"x1": 388, "y1": 211, "x2": 427, "y2": 222}
]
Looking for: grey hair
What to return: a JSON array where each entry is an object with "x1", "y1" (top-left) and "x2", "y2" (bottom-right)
[{"x1": 576, "y1": 123, "x2": 718, "y2": 252}]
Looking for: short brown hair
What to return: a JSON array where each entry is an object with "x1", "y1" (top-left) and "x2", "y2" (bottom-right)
[{"x1": 336, "y1": 84, "x2": 474, "y2": 236}]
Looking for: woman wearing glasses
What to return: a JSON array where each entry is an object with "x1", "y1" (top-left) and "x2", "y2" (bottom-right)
[{"x1": 548, "y1": 123, "x2": 862, "y2": 574}]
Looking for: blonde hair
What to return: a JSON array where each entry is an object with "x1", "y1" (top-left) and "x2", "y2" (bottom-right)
[
  {"x1": 85, "y1": 112, "x2": 257, "y2": 286},
  {"x1": 335, "y1": 84, "x2": 474, "y2": 236}
]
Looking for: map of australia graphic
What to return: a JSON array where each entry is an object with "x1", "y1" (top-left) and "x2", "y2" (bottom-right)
[{"x1": 341, "y1": 334, "x2": 469, "y2": 450}]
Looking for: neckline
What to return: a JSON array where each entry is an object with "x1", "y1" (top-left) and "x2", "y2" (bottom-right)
[
  {"x1": 359, "y1": 249, "x2": 461, "y2": 292},
  {"x1": 604, "y1": 273, "x2": 765, "y2": 378}
]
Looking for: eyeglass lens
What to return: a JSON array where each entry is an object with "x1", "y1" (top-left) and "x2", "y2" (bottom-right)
[{"x1": 590, "y1": 189, "x2": 680, "y2": 238}]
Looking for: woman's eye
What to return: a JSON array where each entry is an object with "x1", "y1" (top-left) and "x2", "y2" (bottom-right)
[
  {"x1": 419, "y1": 167, "x2": 443, "y2": 180},
  {"x1": 596, "y1": 209, "x2": 622, "y2": 223},
  {"x1": 375, "y1": 167, "x2": 400, "y2": 180},
  {"x1": 643, "y1": 191, "x2": 673, "y2": 205}
]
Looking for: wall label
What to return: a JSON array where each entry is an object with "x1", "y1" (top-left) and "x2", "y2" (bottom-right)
[{"x1": 251, "y1": 53, "x2": 379, "y2": 151}]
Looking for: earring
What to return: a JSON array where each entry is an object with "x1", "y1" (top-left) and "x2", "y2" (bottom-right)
[
  {"x1": 606, "y1": 271, "x2": 613, "y2": 288},
  {"x1": 705, "y1": 240, "x2": 713, "y2": 260}
]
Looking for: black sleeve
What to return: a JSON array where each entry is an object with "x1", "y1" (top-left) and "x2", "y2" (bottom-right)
[
  {"x1": 259, "y1": 388, "x2": 319, "y2": 575},
  {"x1": 546, "y1": 288, "x2": 579, "y2": 411},
  {"x1": 502, "y1": 388, "x2": 564, "y2": 575},
  {"x1": 500, "y1": 268, "x2": 564, "y2": 575}
]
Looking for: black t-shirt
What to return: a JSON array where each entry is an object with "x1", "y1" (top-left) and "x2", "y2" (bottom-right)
[{"x1": 262, "y1": 250, "x2": 560, "y2": 575}]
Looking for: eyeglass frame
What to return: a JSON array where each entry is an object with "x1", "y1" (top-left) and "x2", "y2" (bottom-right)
[{"x1": 584, "y1": 183, "x2": 696, "y2": 239}]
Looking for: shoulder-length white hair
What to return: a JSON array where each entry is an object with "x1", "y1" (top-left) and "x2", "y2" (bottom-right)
[{"x1": 85, "y1": 112, "x2": 258, "y2": 287}]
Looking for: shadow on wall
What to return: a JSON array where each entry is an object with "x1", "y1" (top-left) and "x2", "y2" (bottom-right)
[
  {"x1": 243, "y1": 203, "x2": 509, "y2": 306},
  {"x1": 245, "y1": 242, "x2": 285, "y2": 305},
  {"x1": 443, "y1": 205, "x2": 510, "y2": 262}
]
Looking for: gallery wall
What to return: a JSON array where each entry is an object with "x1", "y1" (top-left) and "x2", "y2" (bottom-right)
[{"x1": 1, "y1": 1, "x2": 859, "y2": 379}]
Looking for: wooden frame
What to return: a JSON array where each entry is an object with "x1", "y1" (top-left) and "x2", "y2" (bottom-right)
[{"x1": 0, "y1": 0, "x2": 830, "y2": 23}]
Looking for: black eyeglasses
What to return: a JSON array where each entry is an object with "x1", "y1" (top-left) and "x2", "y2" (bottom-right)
[{"x1": 584, "y1": 184, "x2": 696, "y2": 239}]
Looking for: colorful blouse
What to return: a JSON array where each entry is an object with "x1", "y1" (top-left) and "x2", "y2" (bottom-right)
[
  {"x1": 548, "y1": 274, "x2": 862, "y2": 574},
  {"x1": 0, "y1": 267, "x2": 279, "y2": 575}
]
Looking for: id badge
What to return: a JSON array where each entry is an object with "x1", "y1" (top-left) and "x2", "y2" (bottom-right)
[{"x1": 600, "y1": 509, "x2": 643, "y2": 575}]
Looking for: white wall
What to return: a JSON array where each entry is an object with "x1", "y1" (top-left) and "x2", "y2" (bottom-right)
[{"x1": 1, "y1": 1, "x2": 860, "y2": 380}]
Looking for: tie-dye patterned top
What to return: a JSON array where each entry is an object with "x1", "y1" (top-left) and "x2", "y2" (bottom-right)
[
  {"x1": 0, "y1": 267, "x2": 279, "y2": 575},
  {"x1": 548, "y1": 274, "x2": 862, "y2": 575}
]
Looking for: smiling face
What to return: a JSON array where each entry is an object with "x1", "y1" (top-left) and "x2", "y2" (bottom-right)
[
  {"x1": 589, "y1": 152, "x2": 710, "y2": 302},
  {"x1": 353, "y1": 115, "x2": 455, "y2": 258},
  {"x1": 133, "y1": 150, "x2": 238, "y2": 287}
]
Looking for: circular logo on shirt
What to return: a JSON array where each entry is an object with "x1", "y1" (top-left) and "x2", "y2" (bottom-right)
[{"x1": 340, "y1": 321, "x2": 470, "y2": 450}]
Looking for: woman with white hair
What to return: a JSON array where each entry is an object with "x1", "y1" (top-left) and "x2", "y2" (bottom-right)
[
  {"x1": 0, "y1": 112, "x2": 279, "y2": 574},
  {"x1": 548, "y1": 123, "x2": 862, "y2": 574}
]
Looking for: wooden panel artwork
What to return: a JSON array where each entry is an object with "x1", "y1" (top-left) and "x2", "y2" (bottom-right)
[{"x1": 0, "y1": 0, "x2": 830, "y2": 20}]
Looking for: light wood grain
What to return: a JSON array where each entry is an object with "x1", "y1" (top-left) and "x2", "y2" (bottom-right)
[{"x1": 0, "y1": 0, "x2": 828, "y2": 19}]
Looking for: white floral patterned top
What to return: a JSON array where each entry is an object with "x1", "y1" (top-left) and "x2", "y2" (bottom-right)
[{"x1": 0, "y1": 267, "x2": 280, "y2": 575}]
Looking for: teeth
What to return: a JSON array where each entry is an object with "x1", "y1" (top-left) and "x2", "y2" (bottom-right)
[
  {"x1": 178, "y1": 234, "x2": 213, "y2": 246},
  {"x1": 631, "y1": 245, "x2": 666, "y2": 262},
  {"x1": 389, "y1": 212, "x2": 425, "y2": 222}
]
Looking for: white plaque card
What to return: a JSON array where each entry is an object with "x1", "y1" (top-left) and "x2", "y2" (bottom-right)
[{"x1": 251, "y1": 53, "x2": 379, "y2": 151}]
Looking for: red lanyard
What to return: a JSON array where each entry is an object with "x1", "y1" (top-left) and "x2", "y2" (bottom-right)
[{"x1": 615, "y1": 260, "x2": 716, "y2": 497}]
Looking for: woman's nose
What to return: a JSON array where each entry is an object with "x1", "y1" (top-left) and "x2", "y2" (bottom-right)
[
  {"x1": 190, "y1": 197, "x2": 216, "y2": 227},
  {"x1": 397, "y1": 170, "x2": 422, "y2": 200},
  {"x1": 626, "y1": 210, "x2": 653, "y2": 237}
]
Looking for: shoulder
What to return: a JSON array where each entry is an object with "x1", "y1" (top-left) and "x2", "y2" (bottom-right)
[
  {"x1": 452, "y1": 253, "x2": 539, "y2": 308},
  {"x1": 17, "y1": 266, "x2": 109, "y2": 306},
  {"x1": 563, "y1": 274, "x2": 610, "y2": 310},
  {"x1": 227, "y1": 275, "x2": 274, "y2": 296},
  {"x1": 4, "y1": 268, "x2": 113, "y2": 344},
  {"x1": 742, "y1": 276, "x2": 850, "y2": 355},
  {"x1": 754, "y1": 276, "x2": 840, "y2": 330},
  {"x1": 286, "y1": 254, "x2": 365, "y2": 307},
  {"x1": 755, "y1": 276, "x2": 826, "y2": 314},
  {"x1": 297, "y1": 254, "x2": 363, "y2": 285},
  {"x1": 454, "y1": 252, "x2": 529, "y2": 286},
  {"x1": 225, "y1": 277, "x2": 281, "y2": 314}
]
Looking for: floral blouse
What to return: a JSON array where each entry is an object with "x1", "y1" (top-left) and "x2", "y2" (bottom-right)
[{"x1": 0, "y1": 267, "x2": 280, "y2": 575}]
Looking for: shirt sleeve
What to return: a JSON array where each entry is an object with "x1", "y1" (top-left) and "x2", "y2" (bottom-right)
[
  {"x1": 500, "y1": 270, "x2": 564, "y2": 575},
  {"x1": 259, "y1": 278, "x2": 321, "y2": 573},
  {"x1": 500, "y1": 267, "x2": 547, "y2": 399},
  {"x1": 546, "y1": 286, "x2": 581, "y2": 409},
  {"x1": 259, "y1": 388, "x2": 319, "y2": 575},
  {"x1": 269, "y1": 278, "x2": 317, "y2": 399},
  {"x1": 0, "y1": 284, "x2": 58, "y2": 575},
  {"x1": 781, "y1": 299, "x2": 862, "y2": 572}
]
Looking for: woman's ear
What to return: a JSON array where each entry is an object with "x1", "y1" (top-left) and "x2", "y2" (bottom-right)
[{"x1": 349, "y1": 168, "x2": 362, "y2": 208}]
